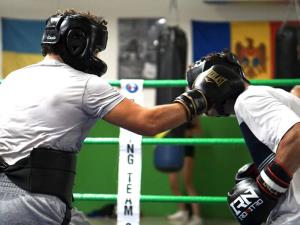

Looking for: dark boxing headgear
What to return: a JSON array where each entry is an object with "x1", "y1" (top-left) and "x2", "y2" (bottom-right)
[
  {"x1": 187, "y1": 50, "x2": 249, "y2": 89},
  {"x1": 41, "y1": 14, "x2": 108, "y2": 76}
]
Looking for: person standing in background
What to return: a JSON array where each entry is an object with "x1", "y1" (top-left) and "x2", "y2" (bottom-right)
[{"x1": 167, "y1": 117, "x2": 203, "y2": 225}]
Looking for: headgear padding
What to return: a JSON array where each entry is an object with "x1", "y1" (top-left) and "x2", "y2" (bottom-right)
[
  {"x1": 41, "y1": 14, "x2": 108, "y2": 76},
  {"x1": 187, "y1": 50, "x2": 249, "y2": 89}
]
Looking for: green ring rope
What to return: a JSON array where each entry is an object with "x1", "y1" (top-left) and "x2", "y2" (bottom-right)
[
  {"x1": 108, "y1": 79, "x2": 300, "y2": 87},
  {"x1": 1, "y1": 79, "x2": 299, "y2": 86},
  {"x1": 73, "y1": 193, "x2": 227, "y2": 204},
  {"x1": 80, "y1": 137, "x2": 239, "y2": 203},
  {"x1": 84, "y1": 137, "x2": 245, "y2": 145},
  {"x1": 81, "y1": 137, "x2": 241, "y2": 203}
]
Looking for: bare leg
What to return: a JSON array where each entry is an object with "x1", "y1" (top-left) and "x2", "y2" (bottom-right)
[
  {"x1": 168, "y1": 172, "x2": 185, "y2": 211},
  {"x1": 183, "y1": 156, "x2": 200, "y2": 217}
]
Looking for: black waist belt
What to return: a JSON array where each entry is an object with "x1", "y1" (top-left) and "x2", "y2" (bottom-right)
[
  {"x1": 1, "y1": 148, "x2": 77, "y2": 207},
  {"x1": 0, "y1": 148, "x2": 77, "y2": 225}
]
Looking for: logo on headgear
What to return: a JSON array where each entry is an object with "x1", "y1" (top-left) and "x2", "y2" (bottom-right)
[
  {"x1": 47, "y1": 35, "x2": 57, "y2": 40},
  {"x1": 126, "y1": 83, "x2": 139, "y2": 93}
]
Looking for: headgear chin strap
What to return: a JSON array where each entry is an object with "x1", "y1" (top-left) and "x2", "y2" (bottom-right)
[
  {"x1": 41, "y1": 14, "x2": 108, "y2": 76},
  {"x1": 187, "y1": 50, "x2": 249, "y2": 90}
]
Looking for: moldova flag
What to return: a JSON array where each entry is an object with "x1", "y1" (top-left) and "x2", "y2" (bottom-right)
[{"x1": 192, "y1": 20, "x2": 286, "y2": 80}]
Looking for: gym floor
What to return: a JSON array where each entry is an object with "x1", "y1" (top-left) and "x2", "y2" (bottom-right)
[{"x1": 88, "y1": 217, "x2": 239, "y2": 225}]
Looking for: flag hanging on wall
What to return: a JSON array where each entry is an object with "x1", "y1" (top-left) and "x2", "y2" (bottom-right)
[
  {"x1": 192, "y1": 20, "x2": 291, "y2": 80},
  {"x1": 0, "y1": 18, "x2": 3, "y2": 78},
  {"x1": 2, "y1": 18, "x2": 44, "y2": 78}
]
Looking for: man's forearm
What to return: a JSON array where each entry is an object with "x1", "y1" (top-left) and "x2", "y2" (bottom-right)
[{"x1": 276, "y1": 123, "x2": 300, "y2": 174}]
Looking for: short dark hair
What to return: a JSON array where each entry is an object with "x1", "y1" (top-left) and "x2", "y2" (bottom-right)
[{"x1": 41, "y1": 9, "x2": 107, "y2": 56}]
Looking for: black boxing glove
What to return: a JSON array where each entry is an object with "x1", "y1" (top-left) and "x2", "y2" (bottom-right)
[
  {"x1": 174, "y1": 89, "x2": 208, "y2": 121},
  {"x1": 175, "y1": 64, "x2": 245, "y2": 120},
  {"x1": 228, "y1": 178, "x2": 277, "y2": 225},
  {"x1": 186, "y1": 50, "x2": 249, "y2": 90},
  {"x1": 227, "y1": 160, "x2": 292, "y2": 225},
  {"x1": 186, "y1": 60, "x2": 203, "y2": 90},
  {"x1": 235, "y1": 163, "x2": 259, "y2": 184},
  {"x1": 192, "y1": 64, "x2": 245, "y2": 116}
]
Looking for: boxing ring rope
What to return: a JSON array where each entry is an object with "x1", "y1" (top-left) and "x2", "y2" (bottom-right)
[
  {"x1": 74, "y1": 138, "x2": 242, "y2": 203},
  {"x1": 0, "y1": 78, "x2": 299, "y2": 86},
  {"x1": 83, "y1": 137, "x2": 245, "y2": 145},
  {"x1": 72, "y1": 78, "x2": 299, "y2": 204},
  {"x1": 73, "y1": 193, "x2": 226, "y2": 204},
  {"x1": 107, "y1": 78, "x2": 300, "y2": 87}
]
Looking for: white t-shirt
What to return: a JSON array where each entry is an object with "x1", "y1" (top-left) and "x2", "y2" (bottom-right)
[
  {"x1": 0, "y1": 58, "x2": 124, "y2": 165},
  {"x1": 235, "y1": 85, "x2": 300, "y2": 224}
]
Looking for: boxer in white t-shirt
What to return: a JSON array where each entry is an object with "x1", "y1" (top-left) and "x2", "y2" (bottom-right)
[{"x1": 186, "y1": 49, "x2": 300, "y2": 225}]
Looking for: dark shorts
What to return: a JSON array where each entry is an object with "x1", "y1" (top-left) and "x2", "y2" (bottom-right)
[{"x1": 184, "y1": 145, "x2": 195, "y2": 158}]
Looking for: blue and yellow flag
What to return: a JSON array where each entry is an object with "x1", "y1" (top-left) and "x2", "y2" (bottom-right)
[{"x1": 2, "y1": 18, "x2": 44, "y2": 77}]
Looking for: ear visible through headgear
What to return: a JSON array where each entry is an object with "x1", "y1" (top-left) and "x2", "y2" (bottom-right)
[{"x1": 66, "y1": 29, "x2": 87, "y2": 56}]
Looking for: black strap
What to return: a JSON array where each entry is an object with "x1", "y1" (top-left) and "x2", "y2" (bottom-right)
[
  {"x1": 0, "y1": 156, "x2": 9, "y2": 171},
  {"x1": 2, "y1": 148, "x2": 77, "y2": 207},
  {"x1": 61, "y1": 206, "x2": 72, "y2": 225},
  {"x1": 4, "y1": 148, "x2": 77, "y2": 207},
  {"x1": 0, "y1": 149, "x2": 76, "y2": 225}
]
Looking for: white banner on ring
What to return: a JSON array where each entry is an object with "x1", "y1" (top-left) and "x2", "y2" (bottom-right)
[{"x1": 117, "y1": 79, "x2": 144, "y2": 225}]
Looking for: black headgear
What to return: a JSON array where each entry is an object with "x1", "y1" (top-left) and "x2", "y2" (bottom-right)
[
  {"x1": 187, "y1": 50, "x2": 249, "y2": 89},
  {"x1": 41, "y1": 14, "x2": 108, "y2": 76}
]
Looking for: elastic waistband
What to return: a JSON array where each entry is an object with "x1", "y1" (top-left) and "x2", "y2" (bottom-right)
[{"x1": 0, "y1": 173, "x2": 27, "y2": 194}]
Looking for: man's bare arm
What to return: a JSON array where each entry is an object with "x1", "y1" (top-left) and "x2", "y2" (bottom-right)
[{"x1": 103, "y1": 98, "x2": 188, "y2": 136}]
